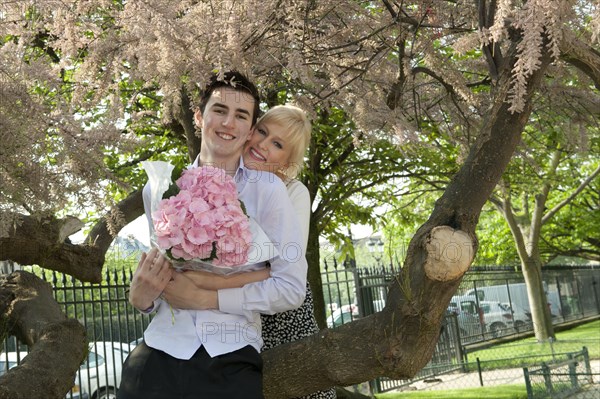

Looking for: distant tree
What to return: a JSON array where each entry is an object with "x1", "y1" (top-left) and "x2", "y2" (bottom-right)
[
  {"x1": 489, "y1": 124, "x2": 600, "y2": 339},
  {"x1": 302, "y1": 107, "x2": 419, "y2": 325}
]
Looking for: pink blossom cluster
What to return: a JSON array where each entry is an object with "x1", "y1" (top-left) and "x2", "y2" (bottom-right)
[{"x1": 153, "y1": 166, "x2": 252, "y2": 267}]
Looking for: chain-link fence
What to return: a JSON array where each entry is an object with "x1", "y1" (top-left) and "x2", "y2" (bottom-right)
[
  {"x1": 524, "y1": 347, "x2": 599, "y2": 399},
  {"x1": 373, "y1": 342, "x2": 600, "y2": 396}
]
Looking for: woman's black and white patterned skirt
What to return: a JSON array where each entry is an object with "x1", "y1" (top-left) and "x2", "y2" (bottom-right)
[{"x1": 261, "y1": 284, "x2": 337, "y2": 399}]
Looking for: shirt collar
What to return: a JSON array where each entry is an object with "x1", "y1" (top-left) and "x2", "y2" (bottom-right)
[
  {"x1": 235, "y1": 156, "x2": 249, "y2": 188},
  {"x1": 193, "y1": 154, "x2": 248, "y2": 187},
  {"x1": 191, "y1": 154, "x2": 245, "y2": 177}
]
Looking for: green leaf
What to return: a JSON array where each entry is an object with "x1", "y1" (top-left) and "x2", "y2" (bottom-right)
[{"x1": 200, "y1": 242, "x2": 218, "y2": 262}]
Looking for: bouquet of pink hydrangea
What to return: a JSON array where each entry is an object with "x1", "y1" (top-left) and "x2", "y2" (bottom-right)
[
  {"x1": 153, "y1": 166, "x2": 253, "y2": 267},
  {"x1": 142, "y1": 161, "x2": 277, "y2": 273}
]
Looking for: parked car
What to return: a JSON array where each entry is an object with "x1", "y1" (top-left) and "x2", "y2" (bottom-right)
[
  {"x1": 502, "y1": 303, "x2": 533, "y2": 332},
  {"x1": 326, "y1": 304, "x2": 359, "y2": 328},
  {"x1": 465, "y1": 282, "x2": 563, "y2": 319},
  {"x1": 72, "y1": 341, "x2": 133, "y2": 399},
  {"x1": 478, "y1": 301, "x2": 514, "y2": 337},
  {"x1": 447, "y1": 295, "x2": 485, "y2": 338}
]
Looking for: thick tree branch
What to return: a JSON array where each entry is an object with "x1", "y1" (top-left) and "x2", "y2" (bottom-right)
[
  {"x1": 0, "y1": 213, "x2": 104, "y2": 282},
  {"x1": 503, "y1": 204, "x2": 527, "y2": 255},
  {"x1": 85, "y1": 189, "x2": 145, "y2": 257},
  {"x1": 530, "y1": 149, "x2": 562, "y2": 250},
  {"x1": 0, "y1": 271, "x2": 87, "y2": 399},
  {"x1": 0, "y1": 188, "x2": 146, "y2": 283},
  {"x1": 559, "y1": 31, "x2": 600, "y2": 89}
]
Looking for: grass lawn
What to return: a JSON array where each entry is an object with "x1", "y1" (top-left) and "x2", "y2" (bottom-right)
[
  {"x1": 375, "y1": 384, "x2": 528, "y2": 398},
  {"x1": 467, "y1": 320, "x2": 600, "y2": 370},
  {"x1": 375, "y1": 320, "x2": 599, "y2": 398}
]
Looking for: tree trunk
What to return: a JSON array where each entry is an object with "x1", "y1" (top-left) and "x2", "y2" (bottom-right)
[
  {"x1": 0, "y1": 271, "x2": 87, "y2": 399},
  {"x1": 522, "y1": 258, "x2": 555, "y2": 340},
  {"x1": 307, "y1": 216, "x2": 326, "y2": 328}
]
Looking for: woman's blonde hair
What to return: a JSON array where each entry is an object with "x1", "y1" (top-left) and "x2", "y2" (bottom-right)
[{"x1": 257, "y1": 104, "x2": 312, "y2": 179}]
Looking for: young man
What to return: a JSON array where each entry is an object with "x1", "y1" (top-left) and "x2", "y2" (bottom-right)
[{"x1": 119, "y1": 71, "x2": 307, "y2": 399}]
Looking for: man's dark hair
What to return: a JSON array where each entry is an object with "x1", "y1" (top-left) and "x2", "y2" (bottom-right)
[{"x1": 198, "y1": 71, "x2": 261, "y2": 126}]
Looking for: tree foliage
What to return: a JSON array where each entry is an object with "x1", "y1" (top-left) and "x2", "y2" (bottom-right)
[
  {"x1": 0, "y1": 0, "x2": 599, "y2": 397},
  {"x1": 491, "y1": 122, "x2": 600, "y2": 263}
]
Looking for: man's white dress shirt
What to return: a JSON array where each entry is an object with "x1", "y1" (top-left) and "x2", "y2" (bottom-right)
[{"x1": 141, "y1": 157, "x2": 307, "y2": 358}]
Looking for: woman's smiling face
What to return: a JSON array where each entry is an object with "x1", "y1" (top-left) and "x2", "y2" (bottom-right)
[{"x1": 243, "y1": 121, "x2": 293, "y2": 174}]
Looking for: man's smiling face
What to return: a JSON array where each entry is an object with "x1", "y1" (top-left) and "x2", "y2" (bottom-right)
[{"x1": 196, "y1": 86, "x2": 256, "y2": 164}]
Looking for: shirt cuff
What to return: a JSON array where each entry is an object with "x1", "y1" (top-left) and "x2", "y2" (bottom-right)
[
  {"x1": 218, "y1": 287, "x2": 244, "y2": 315},
  {"x1": 138, "y1": 299, "x2": 158, "y2": 314}
]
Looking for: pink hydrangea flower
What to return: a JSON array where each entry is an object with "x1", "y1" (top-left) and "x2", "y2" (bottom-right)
[{"x1": 152, "y1": 166, "x2": 251, "y2": 267}]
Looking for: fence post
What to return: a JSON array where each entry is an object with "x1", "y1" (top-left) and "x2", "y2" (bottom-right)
[
  {"x1": 567, "y1": 353, "x2": 579, "y2": 390},
  {"x1": 354, "y1": 270, "x2": 375, "y2": 318},
  {"x1": 593, "y1": 275, "x2": 600, "y2": 317},
  {"x1": 523, "y1": 367, "x2": 534, "y2": 399},
  {"x1": 449, "y1": 313, "x2": 468, "y2": 372},
  {"x1": 542, "y1": 362, "x2": 554, "y2": 394},
  {"x1": 582, "y1": 346, "x2": 593, "y2": 384},
  {"x1": 556, "y1": 277, "x2": 565, "y2": 320},
  {"x1": 575, "y1": 279, "x2": 584, "y2": 317},
  {"x1": 476, "y1": 357, "x2": 484, "y2": 387}
]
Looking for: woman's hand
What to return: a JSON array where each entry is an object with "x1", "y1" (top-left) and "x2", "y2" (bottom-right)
[
  {"x1": 162, "y1": 272, "x2": 218, "y2": 310},
  {"x1": 181, "y1": 270, "x2": 222, "y2": 290},
  {"x1": 183, "y1": 268, "x2": 271, "y2": 290}
]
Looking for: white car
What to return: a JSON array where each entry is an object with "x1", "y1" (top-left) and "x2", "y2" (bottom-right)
[
  {"x1": 447, "y1": 295, "x2": 485, "y2": 338},
  {"x1": 326, "y1": 304, "x2": 359, "y2": 328},
  {"x1": 502, "y1": 303, "x2": 533, "y2": 332},
  {"x1": 478, "y1": 301, "x2": 514, "y2": 337},
  {"x1": 71, "y1": 341, "x2": 135, "y2": 399},
  {"x1": 0, "y1": 351, "x2": 27, "y2": 377}
]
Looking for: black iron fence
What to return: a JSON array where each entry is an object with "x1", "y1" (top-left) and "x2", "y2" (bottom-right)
[
  {"x1": 1, "y1": 263, "x2": 599, "y2": 397},
  {"x1": 322, "y1": 263, "x2": 600, "y2": 393},
  {"x1": 322, "y1": 264, "x2": 600, "y2": 340}
]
